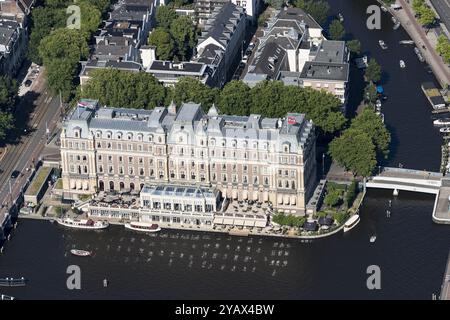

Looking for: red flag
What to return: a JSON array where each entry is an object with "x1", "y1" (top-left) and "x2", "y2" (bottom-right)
[{"x1": 287, "y1": 116, "x2": 296, "y2": 125}]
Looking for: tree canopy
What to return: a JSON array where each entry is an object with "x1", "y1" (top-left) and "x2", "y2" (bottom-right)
[
  {"x1": 329, "y1": 19, "x2": 345, "y2": 40},
  {"x1": 156, "y1": 6, "x2": 178, "y2": 29},
  {"x1": 365, "y1": 58, "x2": 381, "y2": 83},
  {"x1": 346, "y1": 39, "x2": 361, "y2": 56},
  {"x1": 217, "y1": 80, "x2": 251, "y2": 116},
  {"x1": 80, "y1": 69, "x2": 166, "y2": 109},
  {"x1": 170, "y1": 16, "x2": 197, "y2": 61},
  {"x1": 292, "y1": 0, "x2": 330, "y2": 25},
  {"x1": 0, "y1": 76, "x2": 17, "y2": 141},
  {"x1": 436, "y1": 34, "x2": 450, "y2": 64}
]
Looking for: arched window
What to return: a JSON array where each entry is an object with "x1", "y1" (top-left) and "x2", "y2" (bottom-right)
[
  {"x1": 130, "y1": 183, "x2": 135, "y2": 191},
  {"x1": 109, "y1": 181, "x2": 114, "y2": 190},
  {"x1": 120, "y1": 182, "x2": 125, "y2": 190},
  {"x1": 98, "y1": 181, "x2": 104, "y2": 191}
]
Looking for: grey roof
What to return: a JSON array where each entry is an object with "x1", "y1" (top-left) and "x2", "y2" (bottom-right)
[
  {"x1": 197, "y1": 3, "x2": 244, "y2": 48},
  {"x1": 314, "y1": 40, "x2": 347, "y2": 63},
  {"x1": 175, "y1": 103, "x2": 203, "y2": 123},
  {"x1": 299, "y1": 62, "x2": 349, "y2": 81},
  {"x1": 149, "y1": 60, "x2": 207, "y2": 74},
  {"x1": 141, "y1": 184, "x2": 218, "y2": 198}
]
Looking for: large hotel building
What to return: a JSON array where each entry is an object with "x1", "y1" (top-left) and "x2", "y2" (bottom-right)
[{"x1": 60, "y1": 99, "x2": 317, "y2": 217}]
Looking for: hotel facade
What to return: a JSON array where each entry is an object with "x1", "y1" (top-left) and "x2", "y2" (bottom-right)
[{"x1": 60, "y1": 99, "x2": 317, "y2": 215}]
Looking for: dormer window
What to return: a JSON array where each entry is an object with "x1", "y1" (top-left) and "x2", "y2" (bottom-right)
[
  {"x1": 127, "y1": 133, "x2": 133, "y2": 140},
  {"x1": 222, "y1": 140, "x2": 226, "y2": 147},
  {"x1": 148, "y1": 135, "x2": 153, "y2": 142}
]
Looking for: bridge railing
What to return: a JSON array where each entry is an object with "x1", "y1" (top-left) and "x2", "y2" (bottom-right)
[{"x1": 379, "y1": 167, "x2": 443, "y2": 178}]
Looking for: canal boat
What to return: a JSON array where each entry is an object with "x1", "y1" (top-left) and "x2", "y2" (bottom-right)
[
  {"x1": 376, "y1": 99, "x2": 382, "y2": 109},
  {"x1": 0, "y1": 277, "x2": 27, "y2": 287},
  {"x1": 70, "y1": 249, "x2": 92, "y2": 257},
  {"x1": 125, "y1": 221, "x2": 161, "y2": 233},
  {"x1": 0, "y1": 294, "x2": 15, "y2": 300},
  {"x1": 434, "y1": 118, "x2": 450, "y2": 126},
  {"x1": 343, "y1": 215, "x2": 360, "y2": 233},
  {"x1": 370, "y1": 235, "x2": 377, "y2": 243},
  {"x1": 338, "y1": 13, "x2": 344, "y2": 22},
  {"x1": 381, "y1": 6, "x2": 387, "y2": 12},
  {"x1": 399, "y1": 40, "x2": 414, "y2": 45},
  {"x1": 355, "y1": 56, "x2": 368, "y2": 69},
  {"x1": 56, "y1": 218, "x2": 109, "y2": 230},
  {"x1": 399, "y1": 60, "x2": 406, "y2": 68},
  {"x1": 393, "y1": 22, "x2": 401, "y2": 30},
  {"x1": 378, "y1": 40, "x2": 388, "y2": 50},
  {"x1": 440, "y1": 127, "x2": 450, "y2": 133}
]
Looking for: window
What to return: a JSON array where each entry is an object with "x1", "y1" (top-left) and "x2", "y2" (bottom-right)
[
  {"x1": 243, "y1": 176, "x2": 248, "y2": 184},
  {"x1": 99, "y1": 165, "x2": 103, "y2": 173},
  {"x1": 129, "y1": 167, "x2": 134, "y2": 175},
  {"x1": 97, "y1": 142, "x2": 101, "y2": 148},
  {"x1": 108, "y1": 156, "x2": 112, "y2": 162},
  {"x1": 170, "y1": 171, "x2": 175, "y2": 178},
  {"x1": 139, "y1": 168, "x2": 144, "y2": 176},
  {"x1": 222, "y1": 174, "x2": 227, "y2": 182},
  {"x1": 128, "y1": 157, "x2": 133, "y2": 163},
  {"x1": 212, "y1": 173, "x2": 216, "y2": 181},
  {"x1": 181, "y1": 171, "x2": 186, "y2": 179},
  {"x1": 97, "y1": 155, "x2": 102, "y2": 161},
  {"x1": 119, "y1": 166, "x2": 124, "y2": 175},
  {"x1": 139, "y1": 158, "x2": 143, "y2": 164},
  {"x1": 119, "y1": 156, "x2": 123, "y2": 163},
  {"x1": 264, "y1": 177, "x2": 269, "y2": 185},
  {"x1": 109, "y1": 166, "x2": 114, "y2": 174},
  {"x1": 222, "y1": 164, "x2": 226, "y2": 170}
]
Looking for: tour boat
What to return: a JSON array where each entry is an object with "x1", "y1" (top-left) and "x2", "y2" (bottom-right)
[
  {"x1": 0, "y1": 294, "x2": 15, "y2": 300},
  {"x1": 434, "y1": 118, "x2": 450, "y2": 126},
  {"x1": 378, "y1": 40, "x2": 388, "y2": 50},
  {"x1": 0, "y1": 277, "x2": 27, "y2": 287},
  {"x1": 399, "y1": 60, "x2": 406, "y2": 68},
  {"x1": 370, "y1": 235, "x2": 377, "y2": 243},
  {"x1": 56, "y1": 218, "x2": 109, "y2": 230},
  {"x1": 70, "y1": 249, "x2": 92, "y2": 257},
  {"x1": 343, "y1": 215, "x2": 360, "y2": 233},
  {"x1": 440, "y1": 127, "x2": 450, "y2": 133},
  {"x1": 125, "y1": 221, "x2": 161, "y2": 233}
]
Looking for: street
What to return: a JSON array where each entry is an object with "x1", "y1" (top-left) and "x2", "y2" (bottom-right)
[{"x1": 0, "y1": 68, "x2": 61, "y2": 226}]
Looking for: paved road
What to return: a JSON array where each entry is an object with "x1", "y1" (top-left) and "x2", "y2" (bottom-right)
[
  {"x1": 397, "y1": 0, "x2": 450, "y2": 85},
  {"x1": 430, "y1": 0, "x2": 450, "y2": 32},
  {"x1": 0, "y1": 73, "x2": 61, "y2": 226}
]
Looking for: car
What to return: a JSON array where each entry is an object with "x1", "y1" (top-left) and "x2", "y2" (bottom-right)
[
  {"x1": 25, "y1": 79, "x2": 32, "y2": 87},
  {"x1": 11, "y1": 170, "x2": 20, "y2": 179}
]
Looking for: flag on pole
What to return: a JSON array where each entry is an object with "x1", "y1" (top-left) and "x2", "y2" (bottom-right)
[{"x1": 287, "y1": 116, "x2": 297, "y2": 125}]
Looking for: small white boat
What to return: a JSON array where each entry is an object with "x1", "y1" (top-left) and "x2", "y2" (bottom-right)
[
  {"x1": 392, "y1": 16, "x2": 398, "y2": 24},
  {"x1": 376, "y1": 99, "x2": 382, "y2": 108},
  {"x1": 399, "y1": 40, "x2": 414, "y2": 45},
  {"x1": 440, "y1": 127, "x2": 450, "y2": 133},
  {"x1": 125, "y1": 221, "x2": 161, "y2": 233},
  {"x1": 338, "y1": 13, "x2": 344, "y2": 22},
  {"x1": 57, "y1": 218, "x2": 109, "y2": 230},
  {"x1": 399, "y1": 60, "x2": 406, "y2": 68},
  {"x1": 70, "y1": 249, "x2": 92, "y2": 257},
  {"x1": 370, "y1": 235, "x2": 377, "y2": 243},
  {"x1": 343, "y1": 215, "x2": 360, "y2": 233},
  {"x1": 434, "y1": 118, "x2": 450, "y2": 126},
  {"x1": 379, "y1": 40, "x2": 388, "y2": 49},
  {"x1": 393, "y1": 22, "x2": 401, "y2": 30},
  {"x1": 381, "y1": 6, "x2": 388, "y2": 12}
]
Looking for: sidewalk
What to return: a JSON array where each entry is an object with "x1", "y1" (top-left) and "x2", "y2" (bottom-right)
[{"x1": 394, "y1": 0, "x2": 450, "y2": 86}]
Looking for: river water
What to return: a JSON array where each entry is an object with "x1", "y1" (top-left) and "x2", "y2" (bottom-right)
[{"x1": 0, "y1": 0, "x2": 449, "y2": 299}]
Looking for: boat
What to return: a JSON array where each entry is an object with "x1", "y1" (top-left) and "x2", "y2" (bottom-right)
[
  {"x1": 393, "y1": 22, "x2": 401, "y2": 30},
  {"x1": 338, "y1": 13, "x2": 344, "y2": 22},
  {"x1": 399, "y1": 60, "x2": 406, "y2": 68},
  {"x1": 414, "y1": 47, "x2": 420, "y2": 55},
  {"x1": 376, "y1": 99, "x2": 382, "y2": 108},
  {"x1": 399, "y1": 40, "x2": 415, "y2": 45},
  {"x1": 70, "y1": 249, "x2": 92, "y2": 257},
  {"x1": 417, "y1": 53, "x2": 425, "y2": 62},
  {"x1": 381, "y1": 6, "x2": 388, "y2": 12},
  {"x1": 434, "y1": 118, "x2": 450, "y2": 126},
  {"x1": 391, "y1": 16, "x2": 398, "y2": 24},
  {"x1": 378, "y1": 40, "x2": 388, "y2": 49},
  {"x1": 0, "y1": 277, "x2": 27, "y2": 287},
  {"x1": 343, "y1": 215, "x2": 360, "y2": 233},
  {"x1": 370, "y1": 235, "x2": 377, "y2": 243},
  {"x1": 440, "y1": 127, "x2": 450, "y2": 133},
  {"x1": 56, "y1": 218, "x2": 109, "y2": 230},
  {"x1": 125, "y1": 221, "x2": 161, "y2": 233},
  {"x1": 0, "y1": 294, "x2": 15, "y2": 300},
  {"x1": 355, "y1": 55, "x2": 368, "y2": 69}
]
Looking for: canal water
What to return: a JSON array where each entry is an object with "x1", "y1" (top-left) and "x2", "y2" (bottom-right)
[{"x1": 0, "y1": 0, "x2": 449, "y2": 299}]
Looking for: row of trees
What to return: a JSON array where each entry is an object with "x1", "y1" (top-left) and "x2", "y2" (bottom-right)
[
  {"x1": 80, "y1": 70, "x2": 347, "y2": 134},
  {"x1": 412, "y1": 0, "x2": 437, "y2": 28},
  {"x1": 28, "y1": 0, "x2": 111, "y2": 100},
  {"x1": 436, "y1": 34, "x2": 450, "y2": 65},
  {"x1": 148, "y1": 7, "x2": 197, "y2": 61},
  {"x1": 0, "y1": 76, "x2": 17, "y2": 141}
]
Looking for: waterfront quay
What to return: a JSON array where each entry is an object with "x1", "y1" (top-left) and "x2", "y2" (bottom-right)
[{"x1": 440, "y1": 251, "x2": 450, "y2": 300}]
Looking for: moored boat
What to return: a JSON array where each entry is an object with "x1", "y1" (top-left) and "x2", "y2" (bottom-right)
[
  {"x1": 399, "y1": 40, "x2": 414, "y2": 45},
  {"x1": 125, "y1": 221, "x2": 161, "y2": 233},
  {"x1": 1, "y1": 294, "x2": 15, "y2": 300},
  {"x1": 343, "y1": 215, "x2": 360, "y2": 233},
  {"x1": 378, "y1": 40, "x2": 388, "y2": 49},
  {"x1": 57, "y1": 218, "x2": 109, "y2": 230},
  {"x1": 70, "y1": 249, "x2": 92, "y2": 257},
  {"x1": 399, "y1": 60, "x2": 406, "y2": 68},
  {"x1": 434, "y1": 118, "x2": 450, "y2": 126},
  {"x1": 370, "y1": 235, "x2": 377, "y2": 243}
]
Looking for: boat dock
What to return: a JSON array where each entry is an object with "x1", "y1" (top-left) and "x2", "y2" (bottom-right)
[{"x1": 440, "y1": 251, "x2": 450, "y2": 300}]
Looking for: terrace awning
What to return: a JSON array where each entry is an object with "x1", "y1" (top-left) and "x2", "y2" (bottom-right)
[
  {"x1": 233, "y1": 219, "x2": 245, "y2": 226},
  {"x1": 213, "y1": 217, "x2": 224, "y2": 224},
  {"x1": 244, "y1": 220, "x2": 255, "y2": 227},
  {"x1": 223, "y1": 218, "x2": 234, "y2": 225}
]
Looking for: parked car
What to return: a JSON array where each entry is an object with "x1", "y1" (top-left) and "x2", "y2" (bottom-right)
[{"x1": 11, "y1": 170, "x2": 20, "y2": 179}]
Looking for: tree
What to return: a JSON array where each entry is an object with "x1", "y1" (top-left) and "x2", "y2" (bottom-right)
[
  {"x1": 170, "y1": 16, "x2": 197, "y2": 60},
  {"x1": 345, "y1": 180, "x2": 359, "y2": 207},
  {"x1": 365, "y1": 58, "x2": 381, "y2": 83},
  {"x1": 264, "y1": 0, "x2": 284, "y2": 9},
  {"x1": 346, "y1": 39, "x2": 361, "y2": 56},
  {"x1": 0, "y1": 112, "x2": 13, "y2": 141},
  {"x1": 364, "y1": 83, "x2": 378, "y2": 103},
  {"x1": 156, "y1": 6, "x2": 178, "y2": 29},
  {"x1": 436, "y1": 34, "x2": 450, "y2": 64},
  {"x1": 329, "y1": 129, "x2": 377, "y2": 177},
  {"x1": 39, "y1": 28, "x2": 89, "y2": 99},
  {"x1": 169, "y1": 77, "x2": 218, "y2": 110},
  {"x1": 148, "y1": 28, "x2": 175, "y2": 60},
  {"x1": 418, "y1": 6, "x2": 436, "y2": 28},
  {"x1": 350, "y1": 108, "x2": 391, "y2": 159},
  {"x1": 329, "y1": 19, "x2": 345, "y2": 40},
  {"x1": 293, "y1": 0, "x2": 330, "y2": 25},
  {"x1": 78, "y1": 0, "x2": 102, "y2": 39},
  {"x1": 412, "y1": 0, "x2": 425, "y2": 12},
  {"x1": 217, "y1": 81, "x2": 251, "y2": 115},
  {"x1": 81, "y1": 69, "x2": 166, "y2": 108},
  {"x1": 0, "y1": 76, "x2": 18, "y2": 110},
  {"x1": 324, "y1": 189, "x2": 341, "y2": 207}
]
